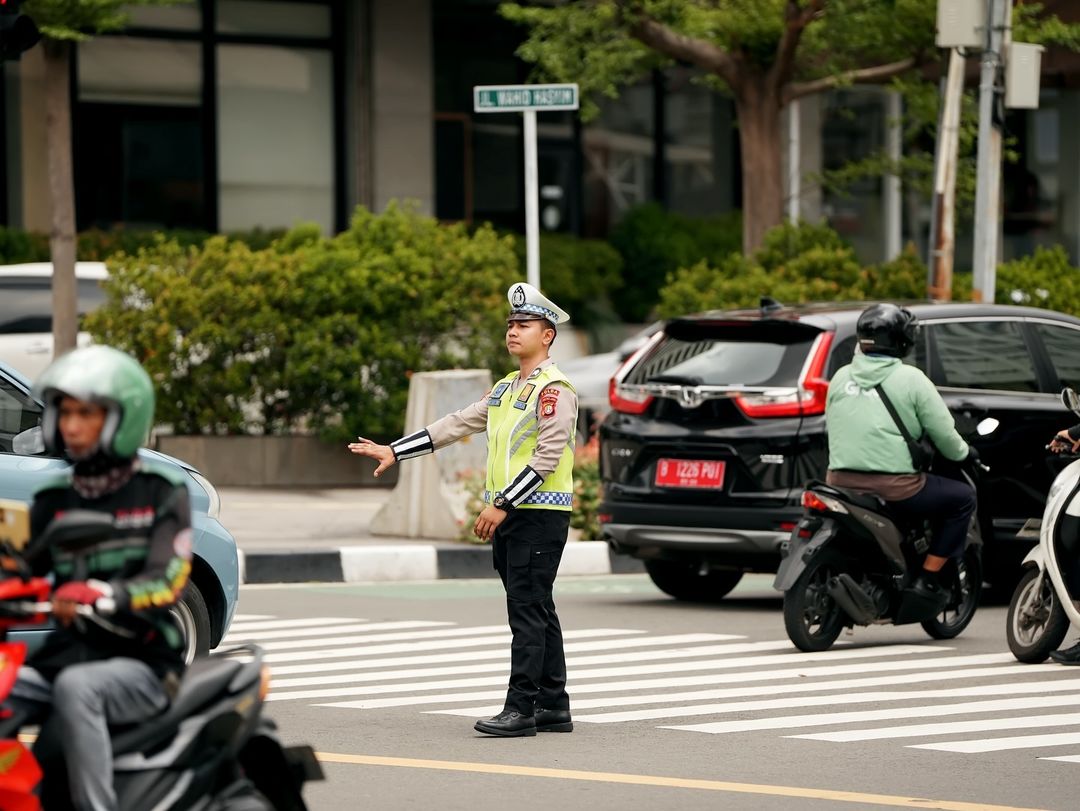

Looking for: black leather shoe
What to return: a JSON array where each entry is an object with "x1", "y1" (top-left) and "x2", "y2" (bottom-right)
[
  {"x1": 535, "y1": 707, "x2": 573, "y2": 733},
  {"x1": 474, "y1": 710, "x2": 536, "y2": 737},
  {"x1": 1050, "y1": 639, "x2": 1080, "y2": 665}
]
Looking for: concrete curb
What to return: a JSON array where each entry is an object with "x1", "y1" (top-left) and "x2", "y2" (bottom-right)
[{"x1": 238, "y1": 541, "x2": 644, "y2": 584}]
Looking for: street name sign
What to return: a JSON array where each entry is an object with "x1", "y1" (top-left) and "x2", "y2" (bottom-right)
[{"x1": 473, "y1": 84, "x2": 579, "y2": 113}]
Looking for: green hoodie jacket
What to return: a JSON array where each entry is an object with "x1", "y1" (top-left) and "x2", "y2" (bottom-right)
[{"x1": 826, "y1": 352, "x2": 969, "y2": 474}]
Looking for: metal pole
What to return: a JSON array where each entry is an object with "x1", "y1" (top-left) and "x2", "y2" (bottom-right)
[
  {"x1": 788, "y1": 99, "x2": 800, "y2": 222},
  {"x1": 929, "y1": 48, "x2": 966, "y2": 301},
  {"x1": 523, "y1": 109, "x2": 540, "y2": 289},
  {"x1": 884, "y1": 90, "x2": 903, "y2": 260},
  {"x1": 972, "y1": 0, "x2": 1010, "y2": 303}
]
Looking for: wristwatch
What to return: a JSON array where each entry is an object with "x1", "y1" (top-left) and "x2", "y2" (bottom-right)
[{"x1": 492, "y1": 494, "x2": 513, "y2": 511}]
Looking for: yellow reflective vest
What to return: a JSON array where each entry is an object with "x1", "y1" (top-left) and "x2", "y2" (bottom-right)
[{"x1": 485, "y1": 365, "x2": 575, "y2": 511}]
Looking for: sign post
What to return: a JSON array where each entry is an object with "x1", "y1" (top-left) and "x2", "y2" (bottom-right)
[{"x1": 473, "y1": 83, "x2": 580, "y2": 290}]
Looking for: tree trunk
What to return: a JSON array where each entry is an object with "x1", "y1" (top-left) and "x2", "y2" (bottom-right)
[
  {"x1": 734, "y1": 87, "x2": 785, "y2": 255},
  {"x1": 43, "y1": 39, "x2": 78, "y2": 357}
]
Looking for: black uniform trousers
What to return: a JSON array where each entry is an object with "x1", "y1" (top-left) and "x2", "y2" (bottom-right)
[{"x1": 492, "y1": 508, "x2": 571, "y2": 716}]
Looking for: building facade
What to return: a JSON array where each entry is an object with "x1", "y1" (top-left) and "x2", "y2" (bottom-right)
[{"x1": 3, "y1": 0, "x2": 1080, "y2": 267}]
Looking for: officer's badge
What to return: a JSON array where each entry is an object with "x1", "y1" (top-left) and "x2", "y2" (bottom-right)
[
  {"x1": 488, "y1": 382, "x2": 510, "y2": 407},
  {"x1": 514, "y1": 383, "x2": 535, "y2": 410}
]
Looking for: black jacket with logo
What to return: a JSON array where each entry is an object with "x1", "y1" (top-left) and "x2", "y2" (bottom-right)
[{"x1": 25, "y1": 460, "x2": 193, "y2": 682}]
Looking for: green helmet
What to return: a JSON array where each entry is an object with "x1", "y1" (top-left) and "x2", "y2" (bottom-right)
[{"x1": 34, "y1": 346, "x2": 155, "y2": 459}]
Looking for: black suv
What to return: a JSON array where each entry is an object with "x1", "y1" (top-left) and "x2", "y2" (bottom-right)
[{"x1": 599, "y1": 301, "x2": 1080, "y2": 600}]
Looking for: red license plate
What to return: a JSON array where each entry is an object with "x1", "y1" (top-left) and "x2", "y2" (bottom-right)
[{"x1": 654, "y1": 458, "x2": 726, "y2": 489}]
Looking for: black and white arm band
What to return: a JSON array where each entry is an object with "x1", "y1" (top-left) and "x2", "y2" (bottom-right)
[
  {"x1": 502, "y1": 465, "x2": 545, "y2": 508},
  {"x1": 390, "y1": 429, "x2": 435, "y2": 461}
]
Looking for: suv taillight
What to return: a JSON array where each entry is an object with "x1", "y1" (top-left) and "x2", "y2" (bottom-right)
[
  {"x1": 609, "y1": 377, "x2": 653, "y2": 414},
  {"x1": 735, "y1": 331, "x2": 834, "y2": 418}
]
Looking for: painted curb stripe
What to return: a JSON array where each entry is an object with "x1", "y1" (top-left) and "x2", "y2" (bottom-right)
[{"x1": 312, "y1": 753, "x2": 1048, "y2": 811}]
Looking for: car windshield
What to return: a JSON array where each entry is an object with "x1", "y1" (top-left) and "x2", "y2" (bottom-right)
[
  {"x1": 0, "y1": 277, "x2": 106, "y2": 333},
  {"x1": 626, "y1": 335, "x2": 817, "y2": 388}
]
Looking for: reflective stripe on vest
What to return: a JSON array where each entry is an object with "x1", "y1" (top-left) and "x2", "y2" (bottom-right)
[{"x1": 485, "y1": 365, "x2": 575, "y2": 511}]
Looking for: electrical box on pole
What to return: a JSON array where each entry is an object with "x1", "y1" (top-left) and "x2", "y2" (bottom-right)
[
  {"x1": 1006, "y1": 43, "x2": 1045, "y2": 109},
  {"x1": 936, "y1": 0, "x2": 985, "y2": 49}
]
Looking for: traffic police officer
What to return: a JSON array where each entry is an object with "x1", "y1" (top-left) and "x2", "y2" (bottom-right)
[{"x1": 348, "y1": 282, "x2": 578, "y2": 737}]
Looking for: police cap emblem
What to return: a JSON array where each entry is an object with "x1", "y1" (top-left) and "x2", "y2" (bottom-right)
[{"x1": 511, "y1": 285, "x2": 526, "y2": 307}]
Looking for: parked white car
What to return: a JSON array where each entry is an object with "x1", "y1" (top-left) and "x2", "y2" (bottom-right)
[{"x1": 0, "y1": 262, "x2": 107, "y2": 379}]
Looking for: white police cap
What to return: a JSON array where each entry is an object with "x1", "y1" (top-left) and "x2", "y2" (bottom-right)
[{"x1": 506, "y1": 282, "x2": 570, "y2": 326}]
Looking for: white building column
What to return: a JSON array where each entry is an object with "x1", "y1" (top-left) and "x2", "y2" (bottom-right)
[{"x1": 883, "y1": 90, "x2": 903, "y2": 259}]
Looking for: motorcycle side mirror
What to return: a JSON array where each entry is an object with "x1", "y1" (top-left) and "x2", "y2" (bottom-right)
[
  {"x1": 1061, "y1": 388, "x2": 1080, "y2": 417},
  {"x1": 12, "y1": 426, "x2": 45, "y2": 456},
  {"x1": 39, "y1": 511, "x2": 114, "y2": 552},
  {"x1": 976, "y1": 417, "x2": 1000, "y2": 436}
]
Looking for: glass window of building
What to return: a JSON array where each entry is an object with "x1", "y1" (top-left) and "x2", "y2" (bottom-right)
[
  {"x1": 76, "y1": 37, "x2": 203, "y2": 230},
  {"x1": 126, "y1": 2, "x2": 202, "y2": 31},
  {"x1": 216, "y1": 0, "x2": 331, "y2": 37},
  {"x1": 583, "y1": 82, "x2": 654, "y2": 236},
  {"x1": 664, "y1": 68, "x2": 737, "y2": 217},
  {"x1": 217, "y1": 45, "x2": 334, "y2": 233},
  {"x1": 1002, "y1": 91, "x2": 1064, "y2": 261}
]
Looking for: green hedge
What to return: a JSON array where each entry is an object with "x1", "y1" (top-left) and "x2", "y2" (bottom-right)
[
  {"x1": 510, "y1": 232, "x2": 623, "y2": 326},
  {"x1": 0, "y1": 225, "x2": 285, "y2": 264},
  {"x1": 84, "y1": 204, "x2": 518, "y2": 441},
  {"x1": 609, "y1": 204, "x2": 742, "y2": 322}
]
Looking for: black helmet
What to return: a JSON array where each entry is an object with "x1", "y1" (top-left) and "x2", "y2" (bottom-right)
[{"x1": 856, "y1": 303, "x2": 919, "y2": 358}]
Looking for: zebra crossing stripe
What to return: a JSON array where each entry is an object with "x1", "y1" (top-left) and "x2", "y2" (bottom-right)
[
  {"x1": 661, "y1": 694, "x2": 1080, "y2": 735},
  {"x1": 792, "y1": 711, "x2": 1080, "y2": 742},
  {"x1": 256, "y1": 624, "x2": 510, "y2": 651},
  {"x1": 1039, "y1": 755, "x2": 1080, "y2": 763},
  {"x1": 225, "y1": 617, "x2": 358, "y2": 633},
  {"x1": 263, "y1": 628, "x2": 642, "y2": 664},
  {"x1": 270, "y1": 639, "x2": 937, "y2": 691},
  {"x1": 270, "y1": 642, "x2": 945, "y2": 695},
  {"x1": 430, "y1": 663, "x2": 1059, "y2": 719},
  {"x1": 912, "y1": 732, "x2": 1080, "y2": 753},
  {"x1": 267, "y1": 633, "x2": 747, "y2": 677},
  {"x1": 316, "y1": 652, "x2": 1012, "y2": 711},
  {"x1": 230, "y1": 614, "x2": 274, "y2": 622},
  {"x1": 224, "y1": 620, "x2": 453, "y2": 643}
]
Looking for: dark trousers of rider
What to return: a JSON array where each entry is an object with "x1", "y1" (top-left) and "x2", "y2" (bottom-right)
[
  {"x1": 492, "y1": 509, "x2": 571, "y2": 716},
  {"x1": 888, "y1": 473, "x2": 977, "y2": 559}
]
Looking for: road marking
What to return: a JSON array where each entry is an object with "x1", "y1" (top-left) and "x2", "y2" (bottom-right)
[
  {"x1": 663, "y1": 695, "x2": 1080, "y2": 735},
  {"x1": 311, "y1": 753, "x2": 1048, "y2": 810},
  {"x1": 1039, "y1": 755, "x2": 1080, "y2": 763},
  {"x1": 226, "y1": 617, "x2": 358, "y2": 633},
  {"x1": 792, "y1": 712, "x2": 1080, "y2": 742},
  {"x1": 230, "y1": 613, "x2": 274, "y2": 622},
  {"x1": 256, "y1": 624, "x2": 509, "y2": 650},
  {"x1": 430, "y1": 664, "x2": 1062, "y2": 719},
  {"x1": 224, "y1": 620, "x2": 452, "y2": 643},
  {"x1": 911, "y1": 732, "x2": 1080, "y2": 753},
  {"x1": 270, "y1": 643, "x2": 944, "y2": 694},
  {"x1": 269, "y1": 640, "x2": 792, "y2": 688},
  {"x1": 266, "y1": 633, "x2": 750, "y2": 676},
  {"x1": 226, "y1": 501, "x2": 374, "y2": 510},
  {"x1": 318, "y1": 652, "x2": 1014, "y2": 710}
]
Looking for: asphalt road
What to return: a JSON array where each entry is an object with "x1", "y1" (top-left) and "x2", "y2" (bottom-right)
[{"x1": 231, "y1": 574, "x2": 1078, "y2": 811}]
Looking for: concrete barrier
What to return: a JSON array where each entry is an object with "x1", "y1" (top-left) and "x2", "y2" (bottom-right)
[{"x1": 369, "y1": 369, "x2": 492, "y2": 539}]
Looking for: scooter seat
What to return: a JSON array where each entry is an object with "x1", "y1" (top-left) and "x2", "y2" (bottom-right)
[{"x1": 111, "y1": 656, "x2": 245, "y2": 756}]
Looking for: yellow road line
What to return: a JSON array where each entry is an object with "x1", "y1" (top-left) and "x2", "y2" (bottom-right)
[{"x1": 315, "y1": 752, "x2": 1047, "y2": 811}]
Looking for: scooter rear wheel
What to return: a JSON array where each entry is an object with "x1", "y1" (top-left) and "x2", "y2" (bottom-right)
[
  {"x1": 783, "y1": 550, "x2": 845, "y2": 652},
  {"x1": 1007, "y1": 566, "x2": 1070, "y2": 663},
  {"x1": 922, "y1": 547, "x2": 982, "y2": 639}
]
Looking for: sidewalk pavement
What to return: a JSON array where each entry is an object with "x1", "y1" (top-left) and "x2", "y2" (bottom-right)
[{"x1": 220, "y1": 486, "x2": 643, "y2": 584}]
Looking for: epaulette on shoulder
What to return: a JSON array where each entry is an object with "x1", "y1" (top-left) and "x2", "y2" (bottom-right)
[
  {"x1": 32, "y1": 469, "x2": 73, "y2": 497},
  {"x1": 138, "y1": 458, "x2": 190, "y2": 488}
]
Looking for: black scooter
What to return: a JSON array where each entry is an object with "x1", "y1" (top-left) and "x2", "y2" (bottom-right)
[
  {"x1": 773, "y1": 462, "x2": 984, "y2": 652},
  {"x1": 3, "y1": 508, "x2": 323, "y2": 811}
]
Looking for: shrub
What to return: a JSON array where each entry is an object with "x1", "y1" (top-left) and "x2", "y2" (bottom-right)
[
  {"x1": 0, "y1": 226, "x2": 49, "y2": 263},
  {"x1": 995, "y1": 246, "x2": 1080, "y2": 316},
  {"x1": 510, "y1": 232, "x2": 623, "y2": 325},
  {"x1": 609, "y1": 203, "x2": 741, "y2": 321},
  {"x1": 85, "y1": 204, "x2": 519, "y2": 441}
]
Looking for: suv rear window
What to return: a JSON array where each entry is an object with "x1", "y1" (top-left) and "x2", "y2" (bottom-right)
[
  {"x1": 0, "y1": 277, "x2": 106, "y2": 334},
  {"x1": 625, "y1": 321, "x2": 819, "y2": 388}
]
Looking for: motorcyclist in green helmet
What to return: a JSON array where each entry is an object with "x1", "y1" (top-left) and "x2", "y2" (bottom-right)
[{"x1": 7, "y1": 346, "x2": 193, "y2": 811}]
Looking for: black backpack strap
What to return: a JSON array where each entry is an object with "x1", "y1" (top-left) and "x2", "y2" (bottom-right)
[{"x1": 874, "y1": 383, "x2": 926, "y2": 469}]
